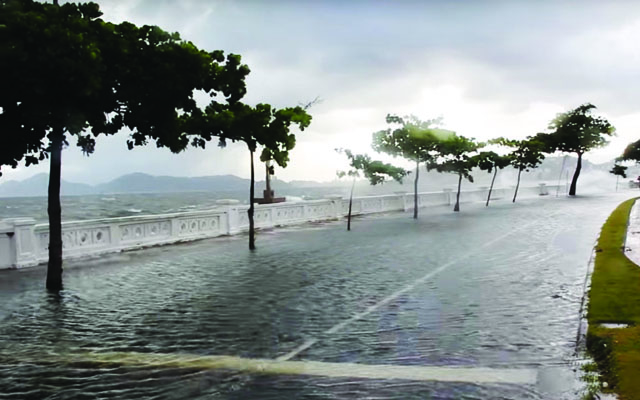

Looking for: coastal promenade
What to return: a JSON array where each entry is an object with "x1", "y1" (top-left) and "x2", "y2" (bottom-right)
[{"x1": 0, "y1": 185, "x2": 554, "y2": 269}]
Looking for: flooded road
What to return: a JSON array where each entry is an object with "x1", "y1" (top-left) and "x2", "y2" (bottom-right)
[{"x1": 0, "y1": 192, "x2": 634, "y2": 399}]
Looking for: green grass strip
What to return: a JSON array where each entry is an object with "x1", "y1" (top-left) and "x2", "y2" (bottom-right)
[{"x1": 587, "y1": 197, "x2": 640, "y2": 400}]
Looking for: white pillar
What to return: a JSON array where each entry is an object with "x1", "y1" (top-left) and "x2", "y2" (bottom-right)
[
  {"x1": 443, "y1": 188, "x2": 453, "y2": 206},
  {"x1": 539, "y1": 183, "x2": 549, "y2": 196},
  {"x1": 0, "y1": 221, "x2": 16, "y2": 269},
  {"x1": 5, "y1": 218, "x2": 38, "y2": 268},
  {"x1": 226, "y1": 206, "x2": 240, "y2": 234}
]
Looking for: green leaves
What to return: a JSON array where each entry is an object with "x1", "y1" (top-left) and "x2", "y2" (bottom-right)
[
  {"x1": 0, "y1": 0, "x2": 251, "y2": 176},
  {"x1": 195, "y1": 101, "x2": 311, "y2": 168},
  {"x1": 495, "y1": 136, "x2": 546, "y2": 172},
  {"x1": 0, "y1": 0, "x2": 118, "y2": 173},
  {"x1": 620, "y1": 139, "x2": 640, "y2": 163},
  {"x1": 373, "y1": 114, "x2": 442, "y2": 163},
  {"x1": 336, "y1": 148, "x2": 408, "y2": 185},
  {"x1": 546, "y1": 103, "x2": 615, "y2": 155},
  {"x1": 473, "y1": 151, "x2": 512, "y2": 174},
  {"x1": 428, "y1": 134, "x2": 482, "y2": 182},
  {"x1": 610, "y1": 164, "x2": 628, "y2": 179}
]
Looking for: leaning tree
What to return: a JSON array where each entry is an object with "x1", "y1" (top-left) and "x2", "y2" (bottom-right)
[
  {"x1": 609, "y1": 163, "x2": 628, "y2": 191},
  {"x1": 473, "y1": 151, "x2": 512, "y2": 207},
  {"x1": 0, "y1": 0, "x2": 248, "y2": 291},
  {"x1": 336, "y1": 149, "x2": 407, "y2": 230},
  {"x1": 546, "y1": 104, "x2": 615, "y2": 196},
  {"x1": 429, "y1": 134, "x2": 482, "y2": 212},
  {"x1": 495, "y1": 137, "x2": 547, "y2": 203},
  {"x1": 610, "y1": 139, "x2": 640, "y2": 190},
  {"x1": 372, "y1": 115, "x2": 442, "y2": 219},
  {"x1": 196, "y1": 102, "x2": 311, "y2": 250}
]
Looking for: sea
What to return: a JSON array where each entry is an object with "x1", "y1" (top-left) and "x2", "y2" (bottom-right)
[{"x1": 0, "y1": 188, "x2": 347, "y2": 224}]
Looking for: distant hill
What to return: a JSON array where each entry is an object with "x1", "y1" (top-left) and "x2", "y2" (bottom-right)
[
  {"x1": 1, "y1": 156, "x2": 637, "y2": 198},
  {"x1": 0, "y1": 173, "x2": 95, "y2": 197},
  {"x1": 0, "y1": 172, "x2": 310, "y2": 198},
  {"x1": 94, "y1": 173, "x2": 257, "y2": 194}
]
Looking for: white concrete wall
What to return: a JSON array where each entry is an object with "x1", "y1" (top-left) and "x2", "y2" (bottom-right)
[
  {"x1": 0, "y1": 184, "x2": 558, "y2": 269},
  {"x1": 0, "y1": 221, "x2": 15, "y2": 269}
]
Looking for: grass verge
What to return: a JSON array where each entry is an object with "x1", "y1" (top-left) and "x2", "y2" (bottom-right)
[{"x1": 587, "y1": 197, "x2": 640, "y2": 399}]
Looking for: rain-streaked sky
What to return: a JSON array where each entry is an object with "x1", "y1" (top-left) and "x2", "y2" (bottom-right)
[{"x1": 4, "y1": 0, "x2": 640, "y2": 184}]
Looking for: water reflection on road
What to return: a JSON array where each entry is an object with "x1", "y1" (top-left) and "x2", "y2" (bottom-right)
[{"x1": 0, "y1": 193, "x2": 634, "y2": 399}]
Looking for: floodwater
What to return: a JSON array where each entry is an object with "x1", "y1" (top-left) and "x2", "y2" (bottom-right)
[{"x1": 0, "y1": 192, "x2": 634, "y2": 399}]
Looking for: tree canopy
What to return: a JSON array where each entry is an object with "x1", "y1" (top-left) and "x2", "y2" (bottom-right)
[
  {"x1": 372, "y1": 114, "x2": 443, "y2": 163},
  {"x1": 429, "y1": 134, "x2": 481, "y2": 182},
  {"x1": 619, "y1": 139, "x2": 640, "y2": 163},
  {"x1": 545, "y1": 103, "x2": 614, "y2": 195},
  {"x1": 473, "y1": 151, "x2": 512, "y2": 174},
  {"x1": 1, "y1": 0, "x2": 121, "y2": 172},
  {"x1": 429, "y1": 134, "x2": 481, "y2": 212},
  {"x1": 0, "y1": 0, "x2": 250, "y2": 173},
  {"x1": 337, "y1": 149, "x2": 408, "y2": 185},
  {"x1": 546, "y1": 103, "x2": 615, "y2": 155},
  {"x1": 495, "y1": 137, "x2": 547, "y2": 173},
  {"x1": 610, "y1": 164, "x2": 628, "y2": 179},
  {"x1": 200, "y1": 102, "x2": 312, "y2": 167}
]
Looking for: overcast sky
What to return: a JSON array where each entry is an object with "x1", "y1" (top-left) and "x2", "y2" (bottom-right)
[{"x1": 4, "y1": 0, "x2": 640, "y2": 184}]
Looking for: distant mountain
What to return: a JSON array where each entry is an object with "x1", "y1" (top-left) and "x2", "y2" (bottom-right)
[
  {"x1": 0, "y1": 172, "x2": 313, "y2": 198},
  {"x1": 0, "y1": 173, "x2": 94, "y2": 197},
  {"x1": 94, "y1": 173, "x2": 258, "y2": 194},
  {"x1": 0, "y1": 156, "x2": 636, "y2": 198}
]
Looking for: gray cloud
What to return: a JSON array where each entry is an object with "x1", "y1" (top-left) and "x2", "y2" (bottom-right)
[{"x1": 5, "y1": 0, "x2": 640, "y2": 183}]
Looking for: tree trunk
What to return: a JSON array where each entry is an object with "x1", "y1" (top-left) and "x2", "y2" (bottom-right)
[
  {"x1": 569, "y1": 152, "x2": 582, "y2": 196},
  {"x1": 347, "y1": 177, "x2": 355, "y2": 231},
  {"x1": 513, "y1": 168, "x2": 522, "y2": 203},
  {"x1": 453, "y1": 173, "x2": 462, "y2": 212},
  {"x1": 413, "y1": 159, "x2": 419, "y2": 219},
  {"x1": 46, "y1": 132, "x2": 63, "y2": 292},
  {"x1": 486, "y1": 168, "x2": 497, "y2": 207},
  {"x1": 248, "y1": 150, "x2": 256, "y2": 250}
]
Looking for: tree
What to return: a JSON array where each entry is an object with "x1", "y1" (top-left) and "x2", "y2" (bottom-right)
[
  {"x1": 546, "y1": 104, "x2": 615, "y2": 196},
  {"x1": 0, "y1": 0, "x2": 128, "y2": 292},
  {"x1": 612, "y1": 140, "x2": 640, "y2": 190},
  {"x1": 199, "y1": 102, "x2": 311, "y2": 250},
  {"x1": 610, "y1": 164, "x2": 628, "y2": 178},
  {"x1": 372, "y1": 115, "x2": 442, "y2": 219},
  {"x1": 609, "y1": 163, "x2": 628, "y2": 191},
  {"x1": 496, "y1": 137, "x2": 547, "y2": 203},
  {"x1": 336, "y1": 149, "x2": 408, "y2": 230},
  {"x1": 429, "y1": 134, "x2": 482, "y2": 212},
  {"x1": 0, "y1": 0, "x2": 248, "y2": 291},
  {"x1": 619, "y1": 139, "x2": 640, "y2": 163},
  {"x1": 473, "y1": 151, "x2": 512, "y2": 207}
]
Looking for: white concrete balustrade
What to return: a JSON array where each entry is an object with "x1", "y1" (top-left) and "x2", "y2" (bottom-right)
[{"x1": 0, "y1": 184, "x2": 557, "y2": 269}]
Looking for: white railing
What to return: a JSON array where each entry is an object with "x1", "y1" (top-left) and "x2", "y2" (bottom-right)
[{"x1": 0, "y1": 184, "x2": 557, "y2": 269}]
